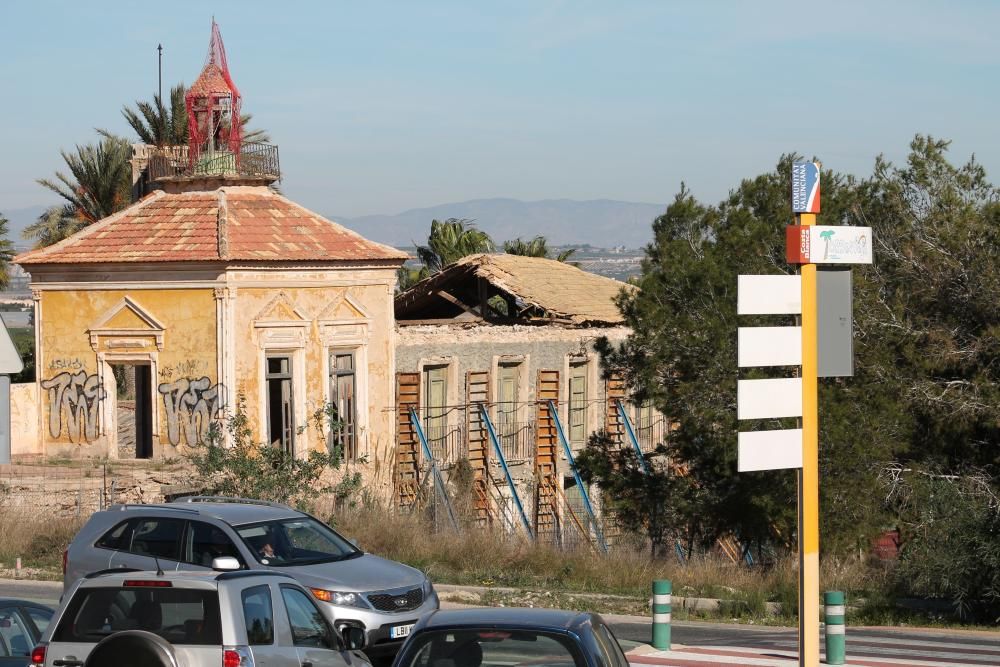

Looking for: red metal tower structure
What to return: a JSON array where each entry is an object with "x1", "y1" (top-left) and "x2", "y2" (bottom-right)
[{"x1": 185, "y1": 20, "x2": 242, "y2": 169}]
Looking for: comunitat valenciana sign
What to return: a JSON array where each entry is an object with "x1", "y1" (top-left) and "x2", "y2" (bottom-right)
[
  {"x1": 791, "y1": 161, "x2": 821, "y2": 213},
  {"x1": 785, "y1": 225, "x2": 873, "y2": 264}
]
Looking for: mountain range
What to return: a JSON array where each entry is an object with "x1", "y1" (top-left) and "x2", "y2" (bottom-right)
[
  {"x1": 2, "y1": 198, "x2": 668, "y2": 251},
  {"x1": 335, "y1": 198, "x2": 665, "y2": 248}
]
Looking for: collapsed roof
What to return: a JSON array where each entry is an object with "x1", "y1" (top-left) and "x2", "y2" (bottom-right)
[{"x1": 395, "y1": 253, "x2": 634, "y2": 326}]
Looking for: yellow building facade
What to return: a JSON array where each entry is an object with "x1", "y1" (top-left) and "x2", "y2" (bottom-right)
[{"x1": 16, "y1": 185, "x2": 405, "y2": 462}]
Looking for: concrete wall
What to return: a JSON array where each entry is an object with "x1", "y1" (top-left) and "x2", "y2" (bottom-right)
[
  {"x1": 10, "y1": 382, "x2": 38, "y2": 456},
  {"x1": 396, "y1": 323, "x2": 631, "y2": 441}
]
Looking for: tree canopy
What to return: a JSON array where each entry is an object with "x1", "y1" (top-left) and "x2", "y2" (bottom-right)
[
  {"x1": 594, "y1": 136, "x2": 1000, "y2": 569},
  {"x1": 27, "y1": 132, "x2": 133, "y2": 247},
  {"x1": 503, "y1": 235, "x2": 576, "y2": 263}
]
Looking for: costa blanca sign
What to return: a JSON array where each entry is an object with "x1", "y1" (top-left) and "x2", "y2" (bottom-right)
[{"x1": 786, "y1": 225, "x2": 872, "y2": 264}]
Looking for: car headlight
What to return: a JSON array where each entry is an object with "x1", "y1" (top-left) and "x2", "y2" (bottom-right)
[
  {"x1": 423, "y1": 578, "x2": 436, "y2": 598},
  {"x1": 310, "y1": 588, "x2": 371, "y2": 609}
]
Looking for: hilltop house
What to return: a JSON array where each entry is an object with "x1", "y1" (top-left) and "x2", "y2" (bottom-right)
[{"x1": 13, "y1": 25, "x2": 407, "y2": 474}]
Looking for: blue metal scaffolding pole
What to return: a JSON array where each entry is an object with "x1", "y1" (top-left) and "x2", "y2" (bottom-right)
[
  {"x1": 615, "y1": 399, "x2": 651, "y2": 474},
  {"x1": 546, "y1": 400, "x2": 608, "y2": 553},
  {"x1": 409, "y1": 408, "x2": 459, "y2": 532},
  {"x1": 479, "y1": 404, "x2": 534, "y2": 539}
]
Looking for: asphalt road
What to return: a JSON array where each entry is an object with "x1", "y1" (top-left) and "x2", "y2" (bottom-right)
[{"x1": 8, "y1": 579, "x2": 1000, "y2": 665}]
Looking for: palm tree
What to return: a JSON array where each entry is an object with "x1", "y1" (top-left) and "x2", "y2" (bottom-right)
[
  {"x1": 27, "y1": 132, "x2": 133, "y2": 247},
  {"x1": 396, "y1": 265, "x2": 430, "y2": 292},
  {"x1": 23, "y1": 204, "x2": 86, "y2": 249},
  {"x1": 123, "y1": 84, "x2": 188, "y2": 146},
  {"x1": 0, "y1": 213, "x2": 15, "y2": 289},
  {"x1": 123, "y1": 83, "x2": 270, "y2": 146},
  {"x1": 503, "y1": 235, "x2": 577, "y2": 263},
  {"x1": 415, "y1": 218, "x2": 494, "y2": 274}
]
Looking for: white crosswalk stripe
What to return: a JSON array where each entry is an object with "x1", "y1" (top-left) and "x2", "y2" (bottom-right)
[{"x1": 629, "y1": 638, "x2": 1000, "y2": 667}]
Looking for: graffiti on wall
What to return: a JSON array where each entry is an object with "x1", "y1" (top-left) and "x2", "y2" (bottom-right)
[
  {"x1": 41, "y1": 371, "x2": 104, "y2": 442},
  {"x1": 158, "y1": 377, "x2": 225, "y2": 447},
  {"x1": 48, "y1": 357, "x2": 84, "y2": 371},
  {"x1": 158, "y1": 359, "x2": 209, "y2": 380}
]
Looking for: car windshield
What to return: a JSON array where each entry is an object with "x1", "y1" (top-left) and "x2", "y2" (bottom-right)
[
  {"x1": 52, "y1": 586, "x2": 222, "y2": 645},
  {"x1": 399, "y1": 629, "x2": 584, "y2": 667},
  {"x1": 236, "y1": 517, "x2": 360, "y2": 566}
]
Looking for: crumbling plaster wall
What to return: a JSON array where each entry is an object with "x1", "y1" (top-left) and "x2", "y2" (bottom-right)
[
  {"x1": 10, "y1": 382, "x2": 38, "y2": 456},
  {"x1": 395, "y1": 323, "x2": 631, "y2": 495},
  {"x1": 34, "y1": 288, "x2": 218, "y2": 459},
  {"x1": 228, "y1": 267, "x2": 397, "y2": 501}
]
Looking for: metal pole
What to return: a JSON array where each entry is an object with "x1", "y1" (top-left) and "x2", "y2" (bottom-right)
[
  {"x1": 479, "y1": 404, "x2": 533, "y2": 538},
  {"x1": 157, "y1": 44, "x2": 163, "y2": 103},
  {"x1": 799, "y1": 210, "x2": 820, "y2": 667},
  {"x1": 408, "y1": 409, "x2": 459, "y2": 532},
  {"x1": 547, "y1": 400, "x2": 608, "y2": 553},
  {"x1": 616, "y1": 399, "x2": 650, "y2": 474}
]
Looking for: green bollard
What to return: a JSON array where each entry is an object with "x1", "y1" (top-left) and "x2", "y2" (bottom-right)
[
  {"x1": 651, "y1": 580, "x2": 672, "y2": 650},
  {"x1": 824, "y1": 590, "x2": 845, "y2": 665}
]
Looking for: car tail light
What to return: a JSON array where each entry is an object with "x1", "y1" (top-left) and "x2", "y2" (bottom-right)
[
  {"x1": 223, "y1": 646, "x2": 253, "y2": 667},
  {"x1": 62, "y1": 549, "x2": 68, "y2": 575},
  {"x1": 123, "y1": 579, "x2": 172, "y2": 587},
  {"x1": 30, "y1": 644, "x2": 45, "y2": 666}
]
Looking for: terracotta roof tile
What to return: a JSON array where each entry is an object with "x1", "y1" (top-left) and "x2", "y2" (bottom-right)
[
  {"x1": 15, "y1": 187, "x2": 407, "y2": 266},
  {"x1": 188, "y1": 63, "x2": 232, "y2": 96}
]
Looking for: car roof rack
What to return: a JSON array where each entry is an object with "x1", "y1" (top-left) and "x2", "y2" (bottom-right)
[
  {"x1": 84, "y1": 567, "x2": 143, "y2": 579},
  {"x1": 112, "y1": 504, "x2": 199, "y2": 514},
  {"x1": 170, "y1": 496, "x2": 294, "y2": 510},
  {"x1": 215, "y1": 570, "x2": 296, "y2": 582}
]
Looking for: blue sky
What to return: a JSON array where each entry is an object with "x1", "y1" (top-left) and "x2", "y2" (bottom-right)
[{"x1": 1, "y1": 1, "x2": 997, "y2": 217}]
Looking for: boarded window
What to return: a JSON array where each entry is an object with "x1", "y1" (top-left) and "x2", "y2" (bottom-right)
[
  {"x1": 496, "y1": 363, "x2": 519, "y2": 453},
  {"x1": 266, "y1": 355, "x2": 294, "y2": 455},
  {"x1": 423, "y1": 365, "x2": 449, "y2": 455},
  {"x1": 329, "y1": 352, "x2": 357, "y2": 459},
  {"x1": 569, "y1": 361, "x2": 588, "y2": 445}
]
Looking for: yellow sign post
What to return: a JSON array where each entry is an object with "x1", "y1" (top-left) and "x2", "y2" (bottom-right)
[{"x1": 798, "y1": 210, "x2": 820, "y2": 667}]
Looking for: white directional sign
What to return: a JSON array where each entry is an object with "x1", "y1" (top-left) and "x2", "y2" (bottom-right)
[
  {"x1": 738, "y1": 326, "x2": 802, "y2": 367},
  {"x1": 738, "y1": 429, "x2": 804, "y2": 472},
  {"x1": 737, "y1": 275, "x2": 801, "y2": 315},
  {"x1": 737, "y1": 377, "x2": 802, "y2": 420}
]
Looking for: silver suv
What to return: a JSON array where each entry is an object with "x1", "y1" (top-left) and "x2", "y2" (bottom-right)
[
  {"x1": 34, "y1": 566, "x2": 370, "y2": 667},
  {"x1": 63, "y1": 498, "x2": 437, "y2": 659}
]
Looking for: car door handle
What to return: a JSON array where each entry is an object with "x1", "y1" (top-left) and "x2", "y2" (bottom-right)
[
  {"x1": 302, "y1": 662, "x2": 313, "y2": 667},
  {"x1": 54, "y1": 660, "x2": 85, "y2": 666}
]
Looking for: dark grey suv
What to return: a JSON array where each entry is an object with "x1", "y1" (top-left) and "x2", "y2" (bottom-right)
[{"x1": 62, "y1": 497, "x2": 438, "y2": 659}]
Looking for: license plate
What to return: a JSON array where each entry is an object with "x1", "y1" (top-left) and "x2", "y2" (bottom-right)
[{"x1": 390, "y1": 623, "x2": 414, "y2": 639}]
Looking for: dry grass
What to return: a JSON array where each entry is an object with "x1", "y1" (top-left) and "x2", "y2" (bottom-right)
[
  {"x1": 329, "y1": 506, "x2": 877, "y2": 607},
  {"x1": 0, "y1": 508, "x2": 85, "y2": 579}
]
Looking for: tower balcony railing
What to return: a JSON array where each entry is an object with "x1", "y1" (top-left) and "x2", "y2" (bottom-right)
[{"x1": 147, "y1": 142, "x2": 280, "y2": 182}]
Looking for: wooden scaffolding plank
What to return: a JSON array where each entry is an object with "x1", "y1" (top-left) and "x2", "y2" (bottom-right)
[
  {"x1": 534, "y1": 369, "x2": 560, "y2": 542},
  {"x1": 605, "y1": 373, "x2": 626, "y2": 445},
  {"x1": 395, "y1": 372, "x2": 421, "y2": 511},
  {"x1": 466, "y1": 370, "x2": 491, "y2": 526}
]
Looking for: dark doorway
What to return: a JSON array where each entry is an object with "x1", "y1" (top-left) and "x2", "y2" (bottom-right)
[
  {"x1": 112, "y1": 362, "x2": 153, "y2": 459},
  {"x1": 266, "y1": 355, "x2": 294, "y2": 455}
]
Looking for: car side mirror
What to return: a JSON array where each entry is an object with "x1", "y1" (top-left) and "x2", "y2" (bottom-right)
[
  {"x1": 211, "y1": 556, "x2": 241, "y2": 571},
  {"x1": 342, "y1": 626, "x2": 366, "y2": 651}
]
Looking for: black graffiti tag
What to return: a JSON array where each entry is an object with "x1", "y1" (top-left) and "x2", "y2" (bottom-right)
[
  {"x1": 41, "y1": 371, "x2": 103, "y2": 442},
  {"x1": 158, "y1": 377, "x2": 224, "y2": 446}
]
